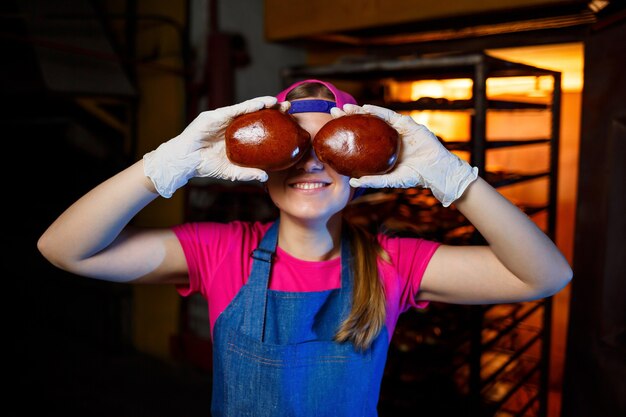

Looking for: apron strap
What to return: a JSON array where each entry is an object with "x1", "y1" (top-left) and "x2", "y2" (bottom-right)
[
  {"x1": 338, "y1": 232, "x2": 354, "y2": 319},
  {"x1": 245, "y1": 220, "x2": 355, "y2": 342},
  {"x1": 245, "y1": 220, "x2": 279, "y2": 341}
]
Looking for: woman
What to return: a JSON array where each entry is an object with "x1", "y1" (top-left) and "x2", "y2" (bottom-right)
[{"x1": 37, "y1": 79, "x2": 572, "y2": 416}]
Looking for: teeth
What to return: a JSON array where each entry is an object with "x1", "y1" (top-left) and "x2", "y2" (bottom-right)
[{"x1": 292, "y1": 182, "x2": 327, "y2": 190}]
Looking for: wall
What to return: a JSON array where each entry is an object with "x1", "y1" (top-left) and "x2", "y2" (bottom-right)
[
  {"x1": 222, "y1": 0, "x2": 307, "y2": 100},
  {"x1": 189, "y1": 0, "x2": 307, "y2": 103},
  {"x1": 127, "y1": 0, "x2": 188, "y2": 360}
]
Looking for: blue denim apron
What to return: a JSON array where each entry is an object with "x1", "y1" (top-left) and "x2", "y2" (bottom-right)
[{"x1": 210, "y1": 221, "x2": 390, "y2": 417}]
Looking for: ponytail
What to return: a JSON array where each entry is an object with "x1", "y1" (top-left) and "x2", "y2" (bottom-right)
[{"x1": 335, "y1": 220, "x2": 388, "y2": 351}]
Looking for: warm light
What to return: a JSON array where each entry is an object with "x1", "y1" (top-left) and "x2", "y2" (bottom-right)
[
  {"x1": 588, "y1": 0, "x2": 609, "y2": 13},
  {"x1": 411, "y1": 81, "x2": 444, "y2": 100},
  {"x1": 389, "y1": 75, "x2": 557, "y2": 102},
  {"x1": 409, "y1": 79, "x2": 473, "y2": 101},
  {"x1": 408, "y1": 110, "x2": 470, "y2": 141},
  {"x1": 486, "y1": 43, "x2": 584, "y2": 93},
  {"x1": 386, "y1": 79, "x2": 474, "y2": 102},
  {"x1": 487, "y1": 76, "x2": 554, "y2": 98}
]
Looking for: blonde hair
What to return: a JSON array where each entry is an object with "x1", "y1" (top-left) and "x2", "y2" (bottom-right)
[
  {"x1": 335, "y1": 220, "x2": 389, "y2": 351},
  {"x1": 286, "y1": 82, "x2": 388, "y2": 351}
]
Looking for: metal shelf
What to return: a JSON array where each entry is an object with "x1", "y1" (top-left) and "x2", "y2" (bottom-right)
[
  {"x1": 482, "y1": 360, "x2": 542, "y2": 412},
  {"x1": 445, "y1": 138, "x2": 551, "y2": 151},
  {"x1": 485, "y1": 171, "x2": 550, "y2": 188},
  {"x1": 282, "y1": 52, "x2": 561, "y2": 82},
  {"x1": 482, "y1": 332, "x2": 543, "y2": 388},
  {"x1": 482, "y1": 302, "x2": 544, "y2": 352}
]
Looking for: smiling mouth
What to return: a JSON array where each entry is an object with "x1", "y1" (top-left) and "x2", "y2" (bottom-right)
[{"x1": 289, "y1": 182, "x2": 330, "y2": 190}]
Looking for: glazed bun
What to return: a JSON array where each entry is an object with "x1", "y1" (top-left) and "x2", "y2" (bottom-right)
[
  {"x1": 313, "y1": 114, "x2": 400, "y2": 178},
  {"x1": 225, "y1": 109, "x2": 311, "y2": 171}
]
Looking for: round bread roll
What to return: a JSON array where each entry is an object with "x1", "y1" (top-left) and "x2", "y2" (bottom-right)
[
  {"x1": 225, "y1": 109, "x2": 311, "y2": 171},
  {"x1": 313, "y1": 114, "x2": 400, "y2": 178}
]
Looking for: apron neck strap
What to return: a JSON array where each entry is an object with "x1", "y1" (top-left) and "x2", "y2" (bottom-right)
[{"x1": 246, "y1": 219, "x2": 354, "y2": 341}]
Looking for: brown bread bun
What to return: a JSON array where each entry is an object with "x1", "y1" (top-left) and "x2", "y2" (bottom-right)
[
  {"x1": 313, "y1": 114, "x2": 400, "y2": 177},
  {"x1": 225, "y1": 109, "x2": 311, "y2": 171}
]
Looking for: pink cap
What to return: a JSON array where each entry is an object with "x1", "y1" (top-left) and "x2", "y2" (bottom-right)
[{"x1": 275, "y1": 79, "x2": 358, "y2": 109}]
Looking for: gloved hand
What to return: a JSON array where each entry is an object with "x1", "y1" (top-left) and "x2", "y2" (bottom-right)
[
  {"x1": 332, "y1": 104, "x2": 478, "y2": 207},
  {"x1": 143, "y1": 96, "x2": 287, "y2": 198}
]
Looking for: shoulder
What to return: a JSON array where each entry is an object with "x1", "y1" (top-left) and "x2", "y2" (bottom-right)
[{"x1": 376, "y1": 232, "x2": 441, "y2": 260}]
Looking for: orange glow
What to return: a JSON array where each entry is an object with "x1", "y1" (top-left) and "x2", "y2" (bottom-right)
[
  {"x1": 386, "y1": 74, "x2": 557, "y2": 214},
  {"x1": 409, "y1": 79, "x2": 473, "y2": 100},
  {"x1": 487, "y1": 76, "x2": 554, "y2": 99},
  {"x1": 486, "y1": 43, "x2": 584, "y2": 93},
  {"x1": 408, "y1": 110, "x2": 470, "y2": 141},
  {"x1": 387, "y1": 79, "x2": 473, "y2": 101},
  {"x1": 391, "y1": 76, "x2": 555, "y2": 101}
]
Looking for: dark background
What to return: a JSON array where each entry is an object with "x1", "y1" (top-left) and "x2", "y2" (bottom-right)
[{"x1": 5, "y1": 1, "x2": 625, "y2": 416}]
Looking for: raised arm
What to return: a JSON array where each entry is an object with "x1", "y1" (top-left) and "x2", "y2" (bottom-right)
[
  {"x1": 336, "y1": 103, "x2": 572, "y2": 305},
  {"x1": 37, "y1": 161, "x2": 187, "y2": 284},
  {"x1": 38, "y1": 96, "x2": 280, "y2": 284},
  {"x1": 418, "y1": 176, "x2": 572, "y2": 304}
]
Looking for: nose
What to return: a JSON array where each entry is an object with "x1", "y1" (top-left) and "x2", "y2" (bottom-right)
[{"x1": 295, "y1": 147, "x2": 324, "y2": 172}]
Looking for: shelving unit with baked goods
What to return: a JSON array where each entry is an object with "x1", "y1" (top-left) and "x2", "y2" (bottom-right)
[{"x1": 281, "y1": 52, "x2": 561, "y2": 417}]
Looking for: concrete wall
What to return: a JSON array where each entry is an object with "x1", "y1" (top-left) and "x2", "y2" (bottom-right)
[{"x1": 189, "y1": 0, "x2": 306, "y2": 104}]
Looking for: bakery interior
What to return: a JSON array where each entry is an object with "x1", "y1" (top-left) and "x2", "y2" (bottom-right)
[{"x1": 6, "y1": 1, "x2": 624, "y2": 416}]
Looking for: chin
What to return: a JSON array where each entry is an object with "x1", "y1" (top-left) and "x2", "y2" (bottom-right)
[
  {"x1": 282, "y1": 200, "x2": 346, "y2": 223},
  {"x1": 287, "y1": 206, "x2": 335, "y2": 222}
]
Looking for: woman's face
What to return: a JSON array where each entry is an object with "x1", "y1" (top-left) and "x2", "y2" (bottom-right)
[{"x1": 266, "y1": 111, "x2": 354, "y2": 223}]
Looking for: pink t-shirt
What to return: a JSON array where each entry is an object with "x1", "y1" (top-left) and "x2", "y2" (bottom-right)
[{"x1": 173, "y1": 221, "x2": 440, "y2": 342}]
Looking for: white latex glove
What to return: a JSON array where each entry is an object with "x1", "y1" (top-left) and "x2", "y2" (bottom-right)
[
  {"x1": 332, "y1": 104, "x2": 478, "y2": 207},
  {"x1": 143, "y1": 97, "x2": 288, "y2": 198}
]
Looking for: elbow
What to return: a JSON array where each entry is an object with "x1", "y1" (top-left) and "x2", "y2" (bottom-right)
[
  {"x1": 539, "y1": 263, "x2": 573, "y2": 298},
  {"x1": 37, "y1": 234, "x2": 51, "y2": 261},
  {"x1": 554, "y1": 261, "x2": 573, "y2": 293},
  {"x1": 37, "y1": 233, "x2": 67, "y2": 271}
]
